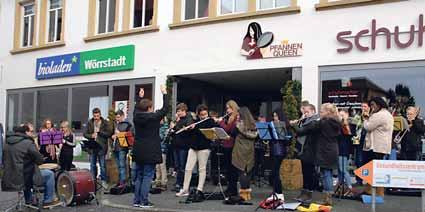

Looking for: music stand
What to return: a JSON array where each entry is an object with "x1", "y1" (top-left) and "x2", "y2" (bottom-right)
[
  {"x1": 200, "y1": 128, "x2": 229, "y2": 200},
  {"x1": 255, "y1": 122, "x2": 273, "y2": 188}
]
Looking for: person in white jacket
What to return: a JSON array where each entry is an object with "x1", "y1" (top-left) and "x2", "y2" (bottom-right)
[{"x1": 362, "y1": 96, "x2": 394, "y2": 197}]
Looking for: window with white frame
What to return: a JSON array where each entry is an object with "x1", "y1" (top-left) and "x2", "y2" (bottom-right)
[
  {"x1": 132, "y1": 0, "x2": 154, "y2": 28},
  {"x1": 22, "y1": 3, "x2": 35, "y2": 47},
  {"x1": 48, "y1": 0, "x2": 63, "y2": 42},
  {"x1": 97, "y1": 0, "x2": 116, "y2": 34},
  {"x1": 258, "y1": 0, "x2": 291, "y2": 10},
  {"x1": 220, "y1": 0, "x2": 248, "y2": 15},
  {"x1": 183, "y1": 0, "x2": 209, "y2": 21}
]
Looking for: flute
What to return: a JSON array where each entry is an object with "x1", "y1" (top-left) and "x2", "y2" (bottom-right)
[{"x1": 175, "y1": 112, "x2": 232, "y2": 134}]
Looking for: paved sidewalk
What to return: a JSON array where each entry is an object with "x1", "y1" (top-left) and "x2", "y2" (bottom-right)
[{"x1": 103, "y1": 180, "x2": 423, "y2": 212}]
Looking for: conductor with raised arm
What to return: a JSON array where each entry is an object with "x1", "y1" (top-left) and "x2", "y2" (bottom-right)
[{"x1": 132, "y1": 85, "x2": 169, "y2": 208}]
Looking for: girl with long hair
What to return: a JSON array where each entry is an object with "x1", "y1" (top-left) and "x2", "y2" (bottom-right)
[
  {"x1": 39, "y1": 119, "x2": 58, "y2": 163},
  {"x1": 240, "y1": 22, "x2": 263, "y2": 59},
  {"x1": 217, "y1": 100, "x2": 240, "y2": 197},
  {"x1": 227, "y1": 107, "x2": 257, "y2": 203}
]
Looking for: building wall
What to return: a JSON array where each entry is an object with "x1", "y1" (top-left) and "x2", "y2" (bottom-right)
[{"x1": 0, "y1": 0, "x2": 424, "y2": 124}]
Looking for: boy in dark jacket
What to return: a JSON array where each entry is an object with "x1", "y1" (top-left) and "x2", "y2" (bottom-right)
[
  {"x1": 111, "y1": 110, "x2": 134, "y2": 188},
  {"x1": 171, "y1": 103, "x2": 194, "y2": 192},
  {"x1": 132, "y1": 85, "x2": 169, "y2": 208},
  {"x1": 83, "y1": 108, "x2": 113, "y2": 189}
]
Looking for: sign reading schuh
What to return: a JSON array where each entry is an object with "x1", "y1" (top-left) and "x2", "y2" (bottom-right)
[{"x1": 36, "y1": 45, "x2": 134, "y2": 80}]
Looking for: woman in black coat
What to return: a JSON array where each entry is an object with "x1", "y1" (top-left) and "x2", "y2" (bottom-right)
[
  {"x1": 296, "y1": 103, "x2": 341, "y2": 206},
  {"x1": 132, "y1": 85, "x2": 169, "y2": 207}
]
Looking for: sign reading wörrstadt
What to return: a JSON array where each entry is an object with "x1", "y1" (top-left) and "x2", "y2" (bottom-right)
[
  {"x1": 36, "y1": 45, "x2": 134, "y2": 80},
  {"x1": 354, "y1": 160, "x2": 425, "y2": 189}
]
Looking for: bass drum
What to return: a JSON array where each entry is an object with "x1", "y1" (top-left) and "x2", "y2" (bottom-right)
[{"x1": 56, "y1": 170, "x2": 95, "y2": 205}]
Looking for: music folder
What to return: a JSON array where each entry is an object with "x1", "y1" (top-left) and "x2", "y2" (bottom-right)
[{"x1": 200, "y1": 127, "x2": 230, "y2": 141}]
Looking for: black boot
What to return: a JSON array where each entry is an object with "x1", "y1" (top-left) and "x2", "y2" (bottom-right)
[{"x1": 193, "y1": 190, "x2": 205, "y2": 202}]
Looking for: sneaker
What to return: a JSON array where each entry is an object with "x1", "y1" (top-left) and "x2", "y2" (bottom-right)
[
  {"x1": 176, "y1": 189, "x2": 189, "y2": 197},
  {"x1": 42, "y1": 199, "x2": 61, "y2": 209},
  {"x1": 133, "y1": 203, "x2": 140, "y2": 207},
  {"x1": 140, "y1": 202, "x2": 154, "y2": 208}
]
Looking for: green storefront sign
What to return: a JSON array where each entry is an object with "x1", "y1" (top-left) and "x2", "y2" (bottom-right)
[
  {"x1": 80, "y1": 45, "x2": 135, "y2": 75},
  {"x1": 35, "y1": 45, "x2": 135, "y2": 80}
]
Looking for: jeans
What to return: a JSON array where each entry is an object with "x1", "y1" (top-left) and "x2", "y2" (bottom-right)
[
  {"x1": 338, "y1": 156, "x2": 352, "y2": 188},
  {"x1": 183, "y1": 149, "x2": 210, "y2": 192},
  {"x1": 114, "y1": 150, "x2": 128, "y2": 184},
  {"x1": 155, "y1": 154, "x2": 168, "y2": 186},
  {"x1": 89, "y1": 149, "x2": 107, "y2": 181},
  {"x1": 133, "y1": 163, "x2": 155, "y2": 204},
  {"x1": 321, "y1": 168, "x2": 333, "y2": 193},
  {"x1": 384, "y1": 149, "x2": 397, "y2": 160},
  {"x1": 272, "y1": 156, "x2": 284, "y2": 194},
  {"x1": 24, "y1": 169, "x2": 55, "y2": 204},
  {"x1": 174, "y1": 148, "x2": 188, "y2": 187}
]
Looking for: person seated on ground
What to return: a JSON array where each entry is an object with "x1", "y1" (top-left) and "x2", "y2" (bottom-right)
[{"x1": 1, "y1": 123, "x2": 59, "y2": 207}]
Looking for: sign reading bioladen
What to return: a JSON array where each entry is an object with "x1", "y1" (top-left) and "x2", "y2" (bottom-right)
[{"x1": 36, "y1": 45, "x2": 134, "y2": 80}]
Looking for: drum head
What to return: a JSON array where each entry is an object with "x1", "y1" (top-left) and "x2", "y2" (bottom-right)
[
  {"x1": 39, "y1": 163, "x2": 59, "y2": 170},
  {"x1": 257, "y1": 32, "x2": 274, "y2": 48},
  {"x1": 57, "y1": 172, "x2": 74, "y2": 206}
]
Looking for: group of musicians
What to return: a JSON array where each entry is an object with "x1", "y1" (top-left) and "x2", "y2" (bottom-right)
[{"x1": 4, "y1": 84, "x2": 422, "y2": 209}]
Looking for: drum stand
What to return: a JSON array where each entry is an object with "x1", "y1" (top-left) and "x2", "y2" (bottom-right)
[{"x1": 206, "y1": 145, "x2": 227, "y2": 200}]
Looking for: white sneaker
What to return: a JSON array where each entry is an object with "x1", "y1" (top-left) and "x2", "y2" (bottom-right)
[
  {"x1": 175, "y1": 189, "x2": 189, "y2": 197},
  {"x1": 267, "y1": 193, "x2": 285, "y2": 201}
]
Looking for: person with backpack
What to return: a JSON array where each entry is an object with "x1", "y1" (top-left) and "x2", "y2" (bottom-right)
[{"x1": 111, "y1": 110, "x2": 134, "y2": 188}]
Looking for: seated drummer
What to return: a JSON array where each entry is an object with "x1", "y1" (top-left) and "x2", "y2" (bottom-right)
[{"x1": 1, "y1": 123, "x2": 59, "y2": 207}]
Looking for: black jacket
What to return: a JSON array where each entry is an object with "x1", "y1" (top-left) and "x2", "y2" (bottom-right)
[
  {"x1": 172, "y1": 114, "x2": 194, "y2": 150},
  {"x1": 189, "y1": 118, "x2": 218, "y2": 150},
  {"x1": 296, "y1": 118, "x2": 341, "y2": 169},
  {"x1": 401, "y1": 118, "x2": 425, "y2": 153},
  {"x1": 132, "y1": 94, "x2": 169, "y2": 165},
  {"x1": 83, "y1": 117, "x2": 113, "y2": 154},
  {"x1": 1, "y1": 133, "x2": 44, "y2": 191}
]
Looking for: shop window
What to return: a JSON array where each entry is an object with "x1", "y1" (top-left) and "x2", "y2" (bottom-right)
[
  {"x1": 72, "y1": 85, "x2": 109, "y2": 132},
  {"x1": 184, "y1": 0, "x2": 209, "y2": 20},
  {"x1": 97, "y1": 0, "x2": 116, "y2": 34},
  {"x1": 36, "y1": 89, "x2": 68, "y2": 130},
  {"x1": 132, "y1": 0, "x2": 154, "y2": 28},
  {"x1": 112, "y1": 85, "x2": 130, "y2": 119},
  {"x1": 321, "y1": 66, "x2": 425, "y2": 117},
  {"x1": 258, "y1": 0, "x2": 291, "y2": 10},
  {"x1": 47, "y1": 0, "x2": 63, "y2": 42},
  {"x1": 7, "y1": 94, "x2": 20, "y2": 132},
  {"x1": 22, "y1": 2, "x2": 35, "y2": 47},
  {"x1": 219, "y1": 0, "x2": 248, "y2": 15},
  {"x1": 22, "y1": 92, "x2": 35, "y2": 124}
]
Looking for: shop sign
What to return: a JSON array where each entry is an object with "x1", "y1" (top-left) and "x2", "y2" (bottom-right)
[
  {"x1": 337, "y1": 14, "x2": 424, "y2": 53},
  {"x1": 240, "y1": 22, "x2": 302, "y2": 60},
  {"x1": 327, "y1": 90, "x2": 361, "y2": 109},
  {"x1": 355, "y1": 160, "x2": 425, "y2": 189},
  {"x1": 36, "y1": 45, "x2": 134, "y2": 80}
]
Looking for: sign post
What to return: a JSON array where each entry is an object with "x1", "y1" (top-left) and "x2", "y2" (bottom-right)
[{"x1": 355, "y1": 160, "x2": 425, "y2": 212}]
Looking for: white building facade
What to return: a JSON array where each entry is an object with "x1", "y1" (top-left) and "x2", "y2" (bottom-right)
[{"x1": 0, "y1": 0, "x2": 424, "y2": 132}]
